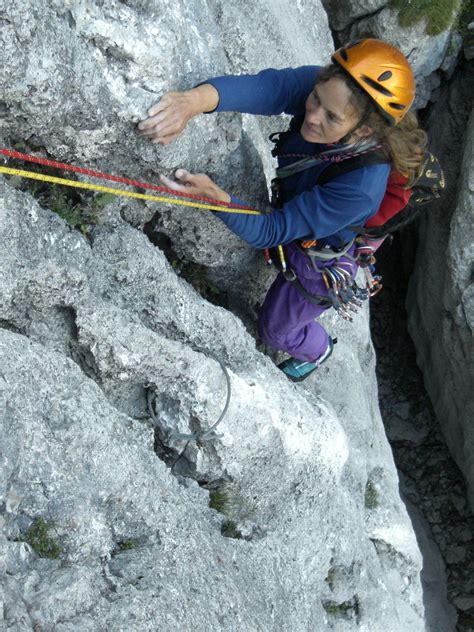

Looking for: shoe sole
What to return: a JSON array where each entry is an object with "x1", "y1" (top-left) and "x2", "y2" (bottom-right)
[{"x1": 279, "y1": 338, "x2": 335, "y2": 382}]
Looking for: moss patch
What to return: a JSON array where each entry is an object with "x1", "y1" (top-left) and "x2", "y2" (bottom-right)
[
  {"x1": 19, "y1": 517, "x2": 63, "y2": 559},
  {"x1": 364, "y1": 479, "x2": 379, "y2": 510},
  {"x1": 389, "y1": 0, "x2": 460, "y2": 35},
  {"x1": 323, "y1": 598, "x2": 359, "y2": 619},
  {"x1": 208, "y1": 483, "x2": 255, "y2": 540},
  {"x1": 117, "y1": 538, "x2": 138, "y2": 551}
]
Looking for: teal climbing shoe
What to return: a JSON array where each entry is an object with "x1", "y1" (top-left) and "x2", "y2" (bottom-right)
[{"x1": 278, "y1": 338, "x2": 335, "y2": 382}]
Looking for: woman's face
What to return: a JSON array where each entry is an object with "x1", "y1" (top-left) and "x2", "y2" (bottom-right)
[{"x1": 301, "y1": 77, "x2": 363, "y2": 144}]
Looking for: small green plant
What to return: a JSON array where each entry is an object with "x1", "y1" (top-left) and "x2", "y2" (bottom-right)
[
  {"x1": 364, "y1": 479, "x2": 379, "y2": 510},
  {"x1": 209, "y1": 488, "x2": 232, "y2": 513},
  {"x1": 208, "y1": 484, "x2": 255, "y2": 540},
  {"x1": 20, "y1": 517, "x2": 63, "y2": 559},
  {"x1": 6, "y1": 144, "x2": 114, "y2": 237},
  {"x1": 221, "y1": 519, "x2": 243, "y2": 539},
  {"x1": 117, "y1": 538, "x2": 138, "y2": 551},
  {"x1": 46, "y1": 185, "x2": 102, "y2": 236},
  {"x1": 323, "y1": 600, "x2": 357, "y2": 618},
  {"x1": 389, "y1": 0, "x2": 460, "y2": 35}
]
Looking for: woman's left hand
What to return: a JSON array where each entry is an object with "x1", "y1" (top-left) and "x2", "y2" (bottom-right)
[{"x1": 160, "y1": 169, "x2": 231, "y2": 203}]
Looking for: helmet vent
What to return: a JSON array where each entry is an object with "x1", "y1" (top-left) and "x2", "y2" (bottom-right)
[
  {"x1": 339, "y1": 48, "x2": 348, "y2": 62},
  {"x1": 389, "y1": 102, "x2": 406, "y2": 110},
  {"x1": 378, "y1": 70, "x2": 392, "y2": 81},
  {"x1": 361, "y1": 75, "x2": 393, "y2": 97}
]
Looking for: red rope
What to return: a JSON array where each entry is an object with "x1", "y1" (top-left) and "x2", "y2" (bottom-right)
[{"x1": 0, "y1": 148, "x2": 256, "y2": 211}]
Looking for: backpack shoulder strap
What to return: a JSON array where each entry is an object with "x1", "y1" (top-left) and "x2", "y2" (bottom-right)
[{"x1": 316, "y1": 151, "x2": 389, "y2": 187}]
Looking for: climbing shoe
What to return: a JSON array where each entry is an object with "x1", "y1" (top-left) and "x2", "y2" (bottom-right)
[{"x1": 278, "y1": 338, "x2": 336, "y2": 382}]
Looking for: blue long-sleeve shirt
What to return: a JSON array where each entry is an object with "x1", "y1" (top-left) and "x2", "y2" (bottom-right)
[{"x1": 205, "y1": 66, "x2": 390, "y2": 249}]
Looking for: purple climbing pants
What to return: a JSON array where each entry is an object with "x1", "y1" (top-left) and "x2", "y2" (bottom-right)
[{"x1": 257, "y1": 242, "x2": 359, "y2": 362}]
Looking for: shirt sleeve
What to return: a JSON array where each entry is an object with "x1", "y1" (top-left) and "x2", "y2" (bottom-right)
[
  {"x1": 203, "y1": 66, "x2": 320, "y2": 117},
  {"x1": 213, "y1": 163, "x2": 390, "y2": 249}
]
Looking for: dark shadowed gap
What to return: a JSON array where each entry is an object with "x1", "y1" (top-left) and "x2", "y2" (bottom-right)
[{"x1": 370, "y1": 231, "x2": 474, "y2": 632}]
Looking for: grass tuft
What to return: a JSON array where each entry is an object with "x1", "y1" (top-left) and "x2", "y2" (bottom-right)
[
  {"x1": 117, "y1": 538, "x2": 138, "y2": 551},
  {"x1": 389, "y1": 0, "x2": 460, "y2": 35},
  {"x1": 19, "y1": 517, "x2": 63, "y2": 559},
  {"x1": 364, "y1": 479, "x2": 379, "y2": 510},
  {"x1": 323, "y1": 599, "x2": 358, "y2": 618}
]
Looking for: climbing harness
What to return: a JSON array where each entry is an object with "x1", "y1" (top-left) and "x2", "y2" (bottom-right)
[
  {"x1": 269, "y1": 240, "x2": 370, "y2": 323},
  {"x1": 0, "y1": 148, "x2": 262, "y2": 215}
]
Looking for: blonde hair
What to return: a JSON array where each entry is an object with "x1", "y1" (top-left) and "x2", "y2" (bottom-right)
[{"x1": 318, "y1": 65, "x2": 427, "y2": 187}]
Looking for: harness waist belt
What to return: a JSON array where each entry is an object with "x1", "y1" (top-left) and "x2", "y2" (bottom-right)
[{"x1": 295, "y1": 237, "x2": 355, "y2": 261}]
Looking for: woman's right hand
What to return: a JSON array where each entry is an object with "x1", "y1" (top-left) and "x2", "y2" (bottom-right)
[{"x1": 137, "y1": 84, "x2": 219, "y2": 145}]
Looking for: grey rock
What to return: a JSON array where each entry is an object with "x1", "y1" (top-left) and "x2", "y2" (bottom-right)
[
  {"x1": 394, "y1": 401, "x2": 411, "y2": 421},
  {"x1": 0, "y1": 1, "x2": 429, "y2": 629},
  {"x1": 402, "y1": 498, "x2": 458, "y2": 632},
  {"x1": 453, "y1": 595, "x2": 474, "y2": 611},
  {"x1": 0, "y1": 178, "x2": 424, "y2": 629},
  {"x1": 464, "y1": 36, "x2": 474, "y2": 60},
  {"x1": 321, "y1": 0, "x2": 386, "y2": 31},
  {"x1": 446, "y1": 546, "x2": 467, "y2": 565},
  {"x1": 384, "y1": 416, "x2": 430, "y2": 445},
  {"x1": 440, "y1": 33, "x2": 463, "y2": 78},
  {"x1": 407, "y1": 71, "x2": 474, "y2": 512}
]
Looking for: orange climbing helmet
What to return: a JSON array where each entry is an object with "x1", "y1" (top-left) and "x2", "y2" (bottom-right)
[{"x1": 331, "y1": 39, "x2": 416, "y2": 126}]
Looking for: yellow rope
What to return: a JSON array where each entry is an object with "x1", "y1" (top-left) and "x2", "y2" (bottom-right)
[{"x1": 0, "y1": 166, "x2": 262, "y2": 215}]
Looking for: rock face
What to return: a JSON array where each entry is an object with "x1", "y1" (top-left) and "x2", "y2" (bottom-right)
[
  {"x1": 0, "y1": 181, "x2": 424, "y2": 630},
  {"x1": 0, "y1": 1, "x2": 426, "y2": 630},
  {"x1": 407, "y1": 62, "x2": 474, "y2": 511}
]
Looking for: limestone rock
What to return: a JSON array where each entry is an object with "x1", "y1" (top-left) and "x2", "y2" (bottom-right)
[
  {"x1": 321, "y1": 0, "x2": 386, "y2": 31},
  {"x1": 407, "y1": 66, "x2": 474, "y2": 510},
  {"x1": 0, "y1": 175, "x2": 425, "y2": 630},
  {"x1": 0, "y1": 1, "x2": 427, "y2": 629},
  {"x1": 403, "y1": 498, "x2": 458, "y2": 632}
]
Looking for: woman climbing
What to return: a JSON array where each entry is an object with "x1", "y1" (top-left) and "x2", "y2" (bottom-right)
[{"x1": 138, "y1": 39, "x2": 426, "y2": 382}]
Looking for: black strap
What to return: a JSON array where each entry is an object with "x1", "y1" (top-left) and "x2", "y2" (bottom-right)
[
  {"x1": 282, "y1": 270, "x2": 331, "y2": 307},
  {"x1": 315, "y1": 151, "x2": 389, "y2": 186}
]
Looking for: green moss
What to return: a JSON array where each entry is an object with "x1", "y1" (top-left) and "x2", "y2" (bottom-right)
[
  {"x1": 221, "y1": 519, "x2": 243, "y2": 539},
  {"x1": 209, "y1": 488, "x2": 232, "y2": 513},
  {"x1": 364, "y1": 479, "x2": 379, "y2": 510},
  {"x1": 20, "y1": 517, "x2": 63, "y2": 559},
  {"x1": 208, "y1": 484, "x2": 255, "y2": 540},
  {"x1": 117, "y1": 538, "x2": 138, "y2": 551},
  {"x1": 389, "y1": 0, "x2": 460, "y2": 35},
  {"x1": 323, "y1": 600, "x2": 357, "y2": 618}
]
